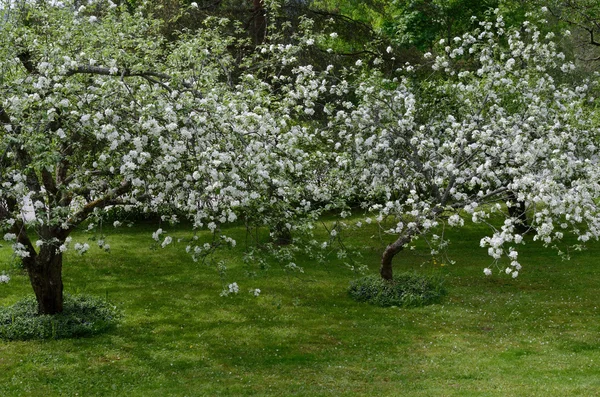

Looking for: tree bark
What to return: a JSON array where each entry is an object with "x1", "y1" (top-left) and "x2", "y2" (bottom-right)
[
  {"x1": 272, "y1": 221, "x2": 292, "y2": 246},
  {"x1": 252, "y1": 0, "x2": 266, "y2": 44},
  {"x1": 380, "y1": 232, "x2": 415, "y2": 281},
  {"x1": 507, "y1": 191, "x2": 530, "y2": 234},
  {"x1": 24, "y1": 247, "x2": 64, "y2": 315}
]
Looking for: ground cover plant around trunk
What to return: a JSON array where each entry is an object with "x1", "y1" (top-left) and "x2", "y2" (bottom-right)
[
  {"x1": 1, "y1": 221, "x2": 600, "y2": 396},
  {"x1": 348, "y1": 273, "x2": 447, "y2": 307},
  {"x1": 0, "y1": 293, "x2": 120, "y2": 340}
]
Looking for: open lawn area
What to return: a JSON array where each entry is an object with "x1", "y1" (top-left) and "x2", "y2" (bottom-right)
[{"x1": 1, "y1": 221, "x2": 600, "y2": 396}]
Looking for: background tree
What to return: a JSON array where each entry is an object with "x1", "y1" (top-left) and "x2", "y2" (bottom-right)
[
  {"x1": 309, "y1": 0, "x2": 533, "y2": 49},
  {"x1": 541, "y1": 0, "x2": 600, "y2": 70}
]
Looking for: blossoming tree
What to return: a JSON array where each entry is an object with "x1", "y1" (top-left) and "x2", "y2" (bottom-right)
[
  {"x1": 0, "y1": 1, "x2": 336, "y2": 314},
  {"x1": 330, "y1": 13, "x2": 600, "y2": 280}
]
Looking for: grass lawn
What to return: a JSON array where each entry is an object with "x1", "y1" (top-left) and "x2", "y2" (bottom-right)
[{"x1": 1, "y1": 220, "x2": 599, "y2": 396}]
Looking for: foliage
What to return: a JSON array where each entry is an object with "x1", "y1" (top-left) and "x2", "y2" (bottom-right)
[
  {"x1": 383, "y1": 0, "x2": 500, "y2": 50},
  {"x1": 309, "y1": 0, "x2": 535, "y2": 51},
  {"x1": 0, "y1": 293, "x2": 121, "y2": 340},
  {"x1": 540, "y1": 0, "x2": 600, "y2": 70},
  {"x1": 348, "y1": 273, "x2": 446, "y2": 307}
]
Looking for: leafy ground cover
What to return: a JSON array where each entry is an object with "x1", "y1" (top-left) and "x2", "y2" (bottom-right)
[{"x1": 1, "y1": 221, "x2": 599, "y2": 396}]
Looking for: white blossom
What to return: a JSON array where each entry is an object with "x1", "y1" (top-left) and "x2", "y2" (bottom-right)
[
  {"x1": 161, "y1": 236, "x2": 173, "y2": 248},
  {"x1": 152, "y1": 228, "x2": 163, "y2": 241},
  {"x1": 228, "y1": 282, "x2": 239, "y2": 294}
]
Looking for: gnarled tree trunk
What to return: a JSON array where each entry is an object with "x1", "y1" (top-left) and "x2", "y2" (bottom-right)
[
  {"x1": 23, "y1": 246, "x2": 64, "y2": 315},
  {"x1": 380, "y1": 232, "x2": 415, "y2": 281}
]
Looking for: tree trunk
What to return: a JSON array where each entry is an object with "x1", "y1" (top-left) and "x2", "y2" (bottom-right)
[
  {"x1": 507, "y1": 191, "x2": 530, "y2": 234},
  {"x1": 24, "y1": 247, "x2": 64, "y2": 315},
  {"x1": 252, "y1": 0, "x2": 266, "y2": 44},
  {"x1": 272, "y1": 221, "x2": 292, "y2": 246},
  {"x1": 380, "y1": 232, "x2": 414, "y2": 281}
]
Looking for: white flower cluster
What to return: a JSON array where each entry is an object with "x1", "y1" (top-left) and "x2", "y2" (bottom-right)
[
  {"x1": 220, "y1": 282, "x2": 239, "y2": 297},
  {"x1": 72, "y1": 242, "x2": 89, "y2": 255}
]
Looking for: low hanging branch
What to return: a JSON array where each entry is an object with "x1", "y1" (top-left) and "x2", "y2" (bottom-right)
[{"x1": 65, "y1": 66, "x2": 203, "y2": 97}]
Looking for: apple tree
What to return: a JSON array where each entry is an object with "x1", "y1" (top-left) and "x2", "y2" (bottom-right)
[
  {"x1": 0, "y1": 0, "x2": 336, "y2": 314},
  {"x1": 328, "y1": 12, "x2": 600, "y2": 279}
]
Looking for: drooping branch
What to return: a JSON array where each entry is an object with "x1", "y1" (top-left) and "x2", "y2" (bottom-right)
[{"x1": 506, "y1": 190, "x2": 531, "y2": 233}]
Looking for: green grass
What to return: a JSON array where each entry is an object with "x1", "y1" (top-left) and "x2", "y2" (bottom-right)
[{"x1": 1, "y1": 220, "x2": 600, "y2": 396}]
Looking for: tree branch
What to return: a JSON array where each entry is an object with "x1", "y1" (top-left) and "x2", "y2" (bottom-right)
[
  {"x1": 307, "y1": 8, "x2": 376, "y2": 36},
  {"x1": 0, "y1": 198, "x2": 15, "y2": 222},
  {"x1": 66, "y1": 180, "x2": 132, "y2": 231},
  {"x1": 547, "y1": 4, "x2": 600, "y2": 47},
  {"x1": 65, "y1": 65, "x2": 170, "y2": 79},
  {"x1": 317, "y1": 48, "x2": 380, "y2": 59},
  {"x1": 65, "y1": 66, "x2": 203, "y2": 97},
  {"x1": 41, "y1": 168, "x2": 58, "y2": 197},
  {"x1": 9, "y1": 216, "x2": 38, "y2": 262},
  {"x1": 590, "y1": 29, "x2": 600, "y2": 47},
  {"x1": 0, "y1": 105, "x2": 11, "y2": 125}
]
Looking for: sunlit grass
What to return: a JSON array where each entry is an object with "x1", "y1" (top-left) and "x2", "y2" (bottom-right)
[{"x1": 1, "y1": 220, "x2": 599, "y2": 396}]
